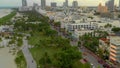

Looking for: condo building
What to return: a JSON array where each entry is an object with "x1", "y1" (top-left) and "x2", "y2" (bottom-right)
[{"x1": 109, "y1": 36, "x2": 120, "y2": 63}]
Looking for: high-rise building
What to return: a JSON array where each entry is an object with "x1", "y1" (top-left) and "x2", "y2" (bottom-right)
[
  {"x1": 98, "y1": 3, "x2": 108, "y2": 13},
  {"x1": 41, "y1": 0, "x2": 46, "y2": 10},
  {"x1": 63, "y1": 2, "x2": 66, "y2": 7},
  {"x1": 119, "y1": 0, "x2": 120, "y2": 8},
  {"x1": 65, "y1": 0, "x2": 68, "y2": 7},
  {"x1": 106, "y1": 0, "x2": 114, "y2": 11},
  {"x1": 72, "y1": 1, "x2": 78, "y2": 8},
  {"x1": 22, "y1": 0, "x2": 27, "y2": 6},
  {"x1": 51, "y1": 2, "x2": 57, "y2": 7}
]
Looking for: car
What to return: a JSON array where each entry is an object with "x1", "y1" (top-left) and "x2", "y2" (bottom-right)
[
  {"x1": 90, "y1": 63, "x2": 95, "y2": 68},
  {"x1": 103, "y1": 64, "x2": 110, "y2": 68},
  {"x1": 98, "y1": 60, "x2": 104, "y2": 64},
  {"x1": 83, "y1": 59, "x2": 88, "y2": 62}
]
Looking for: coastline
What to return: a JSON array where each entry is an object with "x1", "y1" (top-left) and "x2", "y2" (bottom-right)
[
  {"x1": 0, "y1": 47, "x2": 17, "y2": 68},
  {"x1": 0, "y1": 9, "x2": 17, "y2": 68},
  {"x1": 0, "y1": 9, "x2": 12, "y2": 18}
]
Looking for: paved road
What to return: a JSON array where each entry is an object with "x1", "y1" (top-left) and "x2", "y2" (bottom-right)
[
  {"x1": 22, "y1": 37, "x2": 37, "y2": 68},
  {"x1": 79, "y1": 47, "x2": 103, "y2": 68}
]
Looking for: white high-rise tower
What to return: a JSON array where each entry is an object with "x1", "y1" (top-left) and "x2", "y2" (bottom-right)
[
  {"x1": 22, "y1": 0, "x2": 27, "y2": 6},
  {"x1": 65, "y1": 0, "x2": 68, "y2": 7},
  {"x1": 119, "y1": 0, "x2": 120, "y2": 8},
  {"x1": 41, "y1": 0, "x2": 46, "y2": 10}
]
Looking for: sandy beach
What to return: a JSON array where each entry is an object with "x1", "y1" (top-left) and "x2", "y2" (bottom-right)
[
  {"x1": 0, "y1": 47, "x2": 17, "y2": 68},
  {"x1": 0, "y1": 9, "x2": 12, "y2": 18},
  {"x1": 0, "y1": 9, "x2": 16, "y2": 68}
]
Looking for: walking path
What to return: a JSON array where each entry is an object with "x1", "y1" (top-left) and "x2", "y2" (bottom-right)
[{"x1": 22, "y1": 37, "x2": 37, "y2": 68}]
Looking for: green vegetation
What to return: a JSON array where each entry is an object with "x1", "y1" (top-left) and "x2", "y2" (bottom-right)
[
  {"x1": 104, "y1": 23, "x2": 112, "y2": 28},
  {"x1": 118, "y1": 14, "x2": 120, "y2": 18},
  {"x1": 17, "y1": 38, "x2": 23, "y2": 47},
  {"x1": 73, "y1": 61, "x2": 91, "y2": 68},
  {"x1": 111, "y1": 27, "x2": 120, "y2": 33},
  {"x1": 13, "y1": 11, "x2": 91, "y2": 68},
  {"x1": 88, "y1": 16, "x2": 94, "y2": 19},
  {"x1": 0, "y1": 37, "x2": 2, "y2": 42},
  {"x1": 94, "y1": 12, "x2": 100, "y2": 15},
  {"x1": 0, "y1": 11, "x2": 16, "y2": 25},
  {"x1": 78, "y1": 30, "x2": 109, "y2": 60},
  {"x1": 15, "y1": 50, "x2": 26, "y2": 68}
]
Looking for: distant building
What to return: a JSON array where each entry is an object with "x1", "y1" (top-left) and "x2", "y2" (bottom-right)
[
  {"x1": 33, "y1": 3, "x2": 39, "y2": 10},
  {"x1": 41, "y1": 0, "x2": 46, "y2": 10},
  {"x1": 22, "y1": 0, "x2": 27, "y2": 6},
  {"x1": 106, "y1": 0, "x2": 114, "y2": 11},
  {"x1": 72, "y1": 1, "x2": 78, "y2": 8},
  {"x1": 63, "y1": 0, "x2": 68, "y2": 7},
  {"x1": 67, "y1": 20, "x2": 97, "y2": 31},
  {"x1": 63, "y1": 2, "x2": 66, "y2": 7},
  {"x1": 73, "y1": 29, "x2": 94, "y2": 39},
  {"x1": 51, "y1": 2, "x2": 57, "y2": 7},
  {"x1": 19, "y1": 6, "x2": 33, "y2": 12},
  {"x1": 109, "y1": 36, "x2": 120, "y2": 64},
  {"x1": 119, "y1": 0, "x2": 120, "y2": 8},
  {"x1": 98, "y1": 3, "x2": 108, "y2": 13}
]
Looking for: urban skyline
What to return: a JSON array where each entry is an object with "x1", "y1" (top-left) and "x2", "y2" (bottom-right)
[{"x1": 0, "y1": 0, "x2": 119, "y2": 7}]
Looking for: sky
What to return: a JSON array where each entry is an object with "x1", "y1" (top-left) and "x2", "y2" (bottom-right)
[{"x1": 0, "y1": 0, "x2": 119, "y2": 7}]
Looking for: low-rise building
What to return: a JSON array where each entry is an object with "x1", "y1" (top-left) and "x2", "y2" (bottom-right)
[
  {"x1": 99, "y1": 38, "x2": 110, "y2": 51},
  {"x1": 67, "y1": 21, "x2": 96, "y2": 31},
  {"x1": 72, "y1": 29, "x2": 94, "y2": 39}
]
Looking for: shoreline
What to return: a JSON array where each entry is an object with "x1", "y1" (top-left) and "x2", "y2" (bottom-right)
[
  {"x1": 0, "y1": 47, "x2": 17, "y2": 68},
  {"x1": 0, "y1": 9, "x2": 17, "y2": 68},
  {"x1": 0, "y1": 9, "x2": 12, "y2": 18}
]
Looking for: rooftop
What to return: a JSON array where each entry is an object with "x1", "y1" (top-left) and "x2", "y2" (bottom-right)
[
  {"x1": 110, "y1": 36, "x2": 120, "y2": 45},
  {"x1": 100, "y1": 38, "x2": 109, "y2": 44}
]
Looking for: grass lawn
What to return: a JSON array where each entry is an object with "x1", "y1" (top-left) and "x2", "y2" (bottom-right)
[
  {"x1": 29, "y1": 46, "x2": 61, "y2": 67},
  {"x1": 29, "y1": 32, "x2": 91, "y2": 68},
  {"x1": 30, "y1": 46, "x2": 91, "y2": 68},
  {"x1": 73, "y1": 61, "x2": 91, "y2": 68},
  {"x1": 28, "y1": 32, "x2": 51, "y2": 46},
  {"x1": 15, "y1": 51, "x2": 27, "y2": 68}
]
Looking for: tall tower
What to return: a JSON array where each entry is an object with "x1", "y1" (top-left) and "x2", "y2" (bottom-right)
[
  {"x1": 65, "y1": 0, "x2": 68, "y2": 7},
  {"x1": 106, "y1": 0, "x2": 114, "y2": 11},
  {"x1": 41, "y1": 0, "x2": 46, "y2": 10},
  {"x1": 72, "y1": 1, "x2": 78, "y2": 8},
  {"x1": 22, "y1": 0, "x2": 27, "y2": 6},
  {"x1": 119, "y1": 0, "x2": 120, "y2": 8}
]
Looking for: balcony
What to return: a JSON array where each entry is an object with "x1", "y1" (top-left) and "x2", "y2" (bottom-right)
[
  {"x1": 109, "y1": 56, "x2": 116, "y2": 61},
  {"x1": 110, "y1": 53, "x2": 116, "y2": 57},
  {"x1": 110, "y1": 49, "x2": 117, "y2": 53}
]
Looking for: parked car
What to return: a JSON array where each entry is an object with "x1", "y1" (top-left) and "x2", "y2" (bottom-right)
[{"x1": 103, "y1": 64, "x2": 110, "y2": 68}]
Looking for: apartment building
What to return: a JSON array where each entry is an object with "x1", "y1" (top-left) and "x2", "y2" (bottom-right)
[
  {"x1": 67, "y1": 20, "x2": 96, "y2": 31},
  {"x1": 109, "y1": 36, "x2": 120, "y2": 63},
  {"x1": 73, "y1": 29, "x2": 94, "y2": 39}
]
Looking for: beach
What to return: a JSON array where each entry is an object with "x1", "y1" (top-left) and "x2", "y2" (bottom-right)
[
  {"x1": 0, "y1": 9, "x2": 12, "y2": 18},
  {"x1": 0, "y1": 47, "x2": 17, "y2": 68},
  {"x1": 0, "y1": 9, "x2": 17, "y2": 68}
]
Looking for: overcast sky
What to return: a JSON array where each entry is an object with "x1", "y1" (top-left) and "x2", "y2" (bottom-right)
[{"x1": 0, "y1": 0, "x2": 119, "y2": 7}]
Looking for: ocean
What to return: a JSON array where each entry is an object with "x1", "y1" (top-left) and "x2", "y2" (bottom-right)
[{"x1": 0, "y1": 9, "x2": 12, "y2": 18}]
